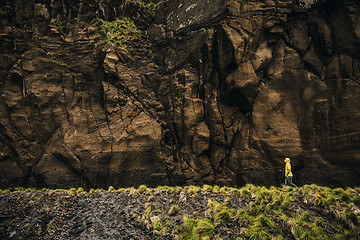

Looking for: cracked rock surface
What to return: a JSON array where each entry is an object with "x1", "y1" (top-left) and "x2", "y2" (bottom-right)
[{"x1": 0, "y1": 0, "x2": 360, "y2": 189}]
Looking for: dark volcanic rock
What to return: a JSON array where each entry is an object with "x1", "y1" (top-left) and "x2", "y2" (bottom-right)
[
  {"x1": 0, "y1": 0, "x2": 359, "y2": 188},
  {"x1": 1, "y1": 187, "x2": 359, "y2": 239}
]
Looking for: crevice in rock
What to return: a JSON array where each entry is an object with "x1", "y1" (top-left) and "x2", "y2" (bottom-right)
[
  {"x1": 215, "y1": 93, "x2": 230, "y2": 172},
  {"x1": 350, "y1": 77, "x2": 360, "y2": 86},
  {"x1": 303, "y1": 60, "x2": 321, "y2": 76},
  {"x1": 202, "y1": 104, "x2": 218, "y2": 183},
  {"x1": 0, "y1": 123, "x2": 24, "y2": 180},
  {"x1": 60, "y1": 72, "x2": 72, "y2": 126},
  {"x1": 51, "y1": 152, "x2": 81, "y2": 181},
  {"x1": 164, "y1": 76, "x2": 183, "y2": 171},
  {"x1": 281, "y1": 25, "x2": 312, "y2": 58},
  {"x1": 66, "y1": 148, "x2": 93, "y2": 188},
  {"x1": 107, "y1": 73, "x2": 163, "y2": 127},
  {"x1": 259, "y1": 141, "x2": 281, "y2": 187},
  {"x1": 95, "y1": 152, "x2": 111, "y2": 189},
  {"x1": 227, "y1": 88, "x2": 253, "y2": 114}
]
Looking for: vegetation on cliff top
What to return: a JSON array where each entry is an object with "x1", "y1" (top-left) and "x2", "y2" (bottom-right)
[{"x1": 1, "y1": 184, "x2": 359, "y2": 239}]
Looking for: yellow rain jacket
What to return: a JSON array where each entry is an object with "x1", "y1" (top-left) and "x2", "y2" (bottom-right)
[{"x1": 285, "y1": 158, "x2": 293, "y2": 177}]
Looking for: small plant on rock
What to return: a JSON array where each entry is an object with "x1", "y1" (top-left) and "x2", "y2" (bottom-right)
[
  {"x1": 208, "y1": 199, "x2": 232, "y2": 226},
  {"x1": 193, "y1": 220, "x2": 215, "y2": 239},
  {"x1": 168, "y1": 204, "x2": 179, "y2": 215},
  {"x1": 138, "y1": 184, "x2": 148, "y2": 193},
  {"x1": 202, "y1": 185, "x2": 213, "y2": 193},
  {"x1": 68, "y1": 188, "x2": 77, "y2": 195},
  {"x1": 178, "y1": 216, "x2": 215, "y2": 240},
  {"x1": 136, "y1": 0, "x2": 164, "y2": 16},
  {"x1": 212, "y1": 185, "x2": 220, "y2": 193},
  {"x1": 93, "y1": 17, "x2": 143, "y2": 51}
]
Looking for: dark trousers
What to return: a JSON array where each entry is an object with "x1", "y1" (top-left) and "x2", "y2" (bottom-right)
[{"x1": 285, "y1": 176, "x2": 297, "y2": 187}]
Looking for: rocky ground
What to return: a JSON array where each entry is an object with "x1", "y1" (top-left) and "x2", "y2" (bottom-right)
[
  {"x1": 1, "y1": 0, "x2": 360, "y2": 190},
  {"x1": 0, "y1": 185, "x2": 359, "y2": 239}
]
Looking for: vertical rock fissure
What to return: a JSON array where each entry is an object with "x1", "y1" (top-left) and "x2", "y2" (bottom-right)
[{"x1": 60, "y1": 72, "x2": 72, "y2": 126}]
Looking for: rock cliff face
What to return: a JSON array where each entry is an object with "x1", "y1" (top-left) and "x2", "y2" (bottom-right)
[{"x1": 0, "y1": 0, "x2": 359, "y2": 189}]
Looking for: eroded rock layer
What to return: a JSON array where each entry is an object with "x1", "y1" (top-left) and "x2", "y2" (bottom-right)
[{"x1": 0, "y1": 0, "x2": 359, "y2": 188}]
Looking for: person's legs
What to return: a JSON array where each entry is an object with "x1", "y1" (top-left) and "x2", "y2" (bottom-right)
[
  {"x1": 285, "y1": 177, "x2": 289, "y2": 186},
  {"x1": 288, "y1": 176, "x2": 297, "y2": 187}
]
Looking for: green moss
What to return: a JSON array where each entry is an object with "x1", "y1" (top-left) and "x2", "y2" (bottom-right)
[
  {"x1": 224, "y1": 197, "x2": 232, "y2": 206},
  {"x1": 256, "y1": 214, "x2": 274, "y2": 228},
  {"x1": 138, "y1": 185, "x2": 148, "y2": 193},
  {"x1": 178, "y1": 217, "x2": 214, "y2": 239},
  {"x1": 335, "y1": 230, "x2": 355, "y2": 240},
  {"x1": 179, "y1": 216, "x2": 196, "y2": 239},
  {"x1": 136, "y1": 0, "x2": 164, "y2": 16},
  {"x1": 155, "y1": 185, "x2": 177, "y2": 193},
  {"x1": 142, "y1": 204, "x2": 153, "y2": 220},
  {"x1": 207, "y1": 199, "x2": 231, "y2": 226},
  {"x1": 301, "y1": 211, "x2": 311, "y2": 222},
  {"x1": 193, "y1": 220, "x2": 215, "y2": 238},
  {"x1": 68, "y1": 188, "x2": 77, "y2": 195},
  {"x1": 55, "y1": 19, "x2": 69, "y2": 36},
  {"x1": 209, "y1": 185, "x2": 218, "y2": 193},
  {"x1": 352, "y1": 196, "x2": 360, "y2": 207},
  {"x1": 129, "y1": 187, "x2": 140, "y2": 197},
  {"x1": 220, "y1": 186, "x2": 230, "y2": 194},
  {"x1": 185, "y1": 185, "x2": 201, "y2": 195},
  {"x1": 168, "y1": 204, "x2": 179, "y2": 215},
  {"x1": 2, "y1": 184, "x2": 360, "y2": 239},
  {"x1": 202, "y1": 185, "x2": 213, "y2": 193},
  {"x1": 214, "y1": 207, "x2": 231, "y2": 226},
  {"x1": 340, "y1": 192, "x2": 351, "y2": 203},
  {"x1": 346, "y1": 211, "x2": 358, "y2": 225},
  {"x1": 255, "y1": 192, "x2": 265, "y2": 204},
  {"x1": 153, "y1": 219, "x2": 163, "y2": 231},
  {"x1": 313, "y1": 193, "x2": 327, "y2": 206},
  {"x1": 280, "y1": 193, "x2": 293, "y2": 210},
  {"x1": 5, "y1": 4, "x2": 13, "y2": 11},
  {"x1": 47, "y1": 52, "x2": 69, "y2": 68},
  {"x1": 288, "y1": 215, "x2": 327, "y2": 239},
  {"x1": 326, "y1": 194, "x2": 336, "y2": 205},
  {"x1": 239, "y1": 186, "x2": 251, "y2": 198},
  {"x1": 25, "y1": 187, "x2": 37, "y2": 192},
  {"x1": 245, "y1": 227, "x2": 271, "y2": 240},
  {"x1": 228, "y1": 187, "x2": 241, "y2": 195},
  {"x1": 93, "y1": 17, "x2": 143, "y2": 51},
  {"x1": 279, "y1": 213, "x2": 289, "y2": 228},
  {"x1": 334, "y1": 188, "x2": 345, "y2": 195}
]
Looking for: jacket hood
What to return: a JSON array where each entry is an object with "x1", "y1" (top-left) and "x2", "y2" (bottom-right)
[{"x1": 285, "y1": 157, "x2": 291, "y2": 163}]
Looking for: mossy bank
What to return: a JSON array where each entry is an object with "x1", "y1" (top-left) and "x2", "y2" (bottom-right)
[
  {"x1": 1, "y1": 0, "x2": 360, "y2": 189},
  {"x1": 1, "y1": 185, "x2": 360, "y2": 239}
]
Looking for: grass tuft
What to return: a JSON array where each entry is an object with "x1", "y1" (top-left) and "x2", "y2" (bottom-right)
[
  {"x1": 138, "y1": 185, "x2": 148, "y2": 193},
  {"x1": 168, "y1": 204, "x2": 179, "y2": 215},
  {"x1": 193, "y1": 220, "x2": 215, "y2": 237}
]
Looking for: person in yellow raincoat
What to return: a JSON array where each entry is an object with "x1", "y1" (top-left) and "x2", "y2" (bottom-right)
[{"x1": 284, "y1": 157, "x2": 297, "y2": 187}]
